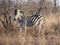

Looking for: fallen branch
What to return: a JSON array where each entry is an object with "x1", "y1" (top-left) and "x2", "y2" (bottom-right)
[{"x1": 0, "y1": 18, "x2": 7, "y2": 29}]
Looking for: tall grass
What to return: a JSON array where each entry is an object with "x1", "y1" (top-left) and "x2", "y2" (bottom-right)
[{"x1": 0, "y1": 13, "x2": 60, "y2": 45}]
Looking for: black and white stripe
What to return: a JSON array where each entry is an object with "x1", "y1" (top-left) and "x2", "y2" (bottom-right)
[{"x1": 30, "y1": 15, "x2": 43, "y2": 27}]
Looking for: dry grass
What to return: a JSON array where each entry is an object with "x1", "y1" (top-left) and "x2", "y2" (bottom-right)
[{"x1": 0, "y1": 13, "x2": 60, "y2": 45}]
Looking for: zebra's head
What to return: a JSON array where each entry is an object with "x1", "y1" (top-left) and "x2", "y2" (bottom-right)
[{"x1": 14, "y1": 9, "x2": 23, "y2": 21}]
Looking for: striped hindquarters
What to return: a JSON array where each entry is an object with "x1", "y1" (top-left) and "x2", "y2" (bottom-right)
[{"x1": 31, "y1": 15, "x2": 43, "y2": 26}]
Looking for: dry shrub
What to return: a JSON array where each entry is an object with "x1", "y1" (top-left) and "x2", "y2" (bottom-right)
[
  {"x1": 42, "y1": 13, "x2": 60, "y2": 34},
  {"x1": 41, "y1": 13, "x2": 60, "y2": 45}
]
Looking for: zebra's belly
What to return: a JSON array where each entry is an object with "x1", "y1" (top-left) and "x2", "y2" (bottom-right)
[
  {"x1": 19, "y1": 20, "x2": 33, "y2": 28},
  {"x1": 26, "y1": 20, "x2": 33, "y2": 27}
]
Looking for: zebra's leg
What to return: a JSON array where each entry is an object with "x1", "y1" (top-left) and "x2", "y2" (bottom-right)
[
  {"x1": 20, "y1": 28, "x2": 22, "y2": 34},
  {"x1": 38, "y1": 24, "x2": 41, "y2": 34},
  {"x1": 24, "y1": 21, "x2": 27, "y2": 36},
  {"x1": 38, "y1": 19, "x2": 43, "y2": 35},
  {"x1": 33, "y1": 26, "x2": 34, "y2": 30},
  {"x1": 24, "y1": 25, "x2": 27, "y2": 36}
]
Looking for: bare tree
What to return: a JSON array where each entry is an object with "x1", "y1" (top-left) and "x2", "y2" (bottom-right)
[
  {"x1": 54, "y1": 0, "x2": 57, "y2": 13},
  {"x1": 0, "y1": 0, "x2": 14, "y2": 30}
]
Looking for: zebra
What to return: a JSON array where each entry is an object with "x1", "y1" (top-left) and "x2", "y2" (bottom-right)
[{"x1": 14, "y1": 9, "x2": 44, "y2": 34}]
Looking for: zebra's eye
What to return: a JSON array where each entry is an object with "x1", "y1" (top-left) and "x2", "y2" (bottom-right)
[{"x1": 20, "y1": 10, "x2": 23, "y2": 14}]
